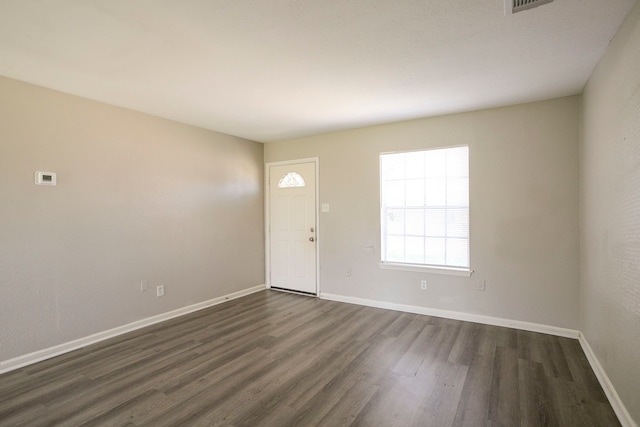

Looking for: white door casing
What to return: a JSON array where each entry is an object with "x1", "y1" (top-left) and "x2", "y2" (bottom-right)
[{"x1": 267, "y1": 160, "x2": 318, "y2": 294}]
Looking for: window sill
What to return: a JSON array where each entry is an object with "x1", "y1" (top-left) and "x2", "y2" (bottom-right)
[{"x1": 378, "y1": 262, "x2": 473, "y2": 277}]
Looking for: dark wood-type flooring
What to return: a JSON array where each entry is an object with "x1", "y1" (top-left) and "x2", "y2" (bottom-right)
[{"x1": 0, "y1": 290, "x2": 620, "y2": 426}]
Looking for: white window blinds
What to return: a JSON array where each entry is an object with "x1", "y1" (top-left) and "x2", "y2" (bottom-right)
[{"x1": 380, "y1": 146, "x2": 469, "y2": 269}]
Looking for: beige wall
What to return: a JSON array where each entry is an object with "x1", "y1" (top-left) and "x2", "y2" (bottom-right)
[
  {"x1": 0, "y1": 76, "x2": 264, "y2": 362},
  {"x1": 581, "y1": 1, "x2": 640, "y2": 423},
  {"x1": 265, "y1": 96, "x2": 580, "y2": 329}
]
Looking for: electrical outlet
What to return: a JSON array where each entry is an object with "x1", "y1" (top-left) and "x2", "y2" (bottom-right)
[
  {"x1": 347, "y1": 267, "x2": 352, "y2": 277},
  {"x1": 476, "y1": 280, "x2": 486, "y2": 292},
  {"x1": 156, "y1": 285, "x2": 165, "y2": 297},
  {"x1": 140, "y1": 280, "x2": 148, "y2": 292},
  {"x1": 420, "y1": 280, "x2": 427, "y2": 290}
]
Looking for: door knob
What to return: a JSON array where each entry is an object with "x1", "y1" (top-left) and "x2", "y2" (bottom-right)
[{"x1": 309, "y1": 237, "x2": 315, "y2": 242}]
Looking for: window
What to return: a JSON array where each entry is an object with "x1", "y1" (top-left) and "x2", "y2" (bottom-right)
[
  {"x1": 278, "y1": 172, "x2": 306, "y2": 188},
  {"x1": 380, "y1": 146, "x2": 469, "y2": 274}
]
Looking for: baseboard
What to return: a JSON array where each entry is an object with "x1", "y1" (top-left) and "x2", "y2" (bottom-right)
[
  {"x1": 0, "y1": 284, "x2": 267, "y2": 375},
  {"x1": 579, "y1": 334, "x2": 637, "y2": 427},
  {"x1": 319, "y1": 293, "x2": 580, "y2": 339}
]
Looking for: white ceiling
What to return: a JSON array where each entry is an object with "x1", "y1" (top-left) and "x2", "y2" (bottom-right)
[{"x1": 0, "y1": 0, "x2": 636, "y2": 142}]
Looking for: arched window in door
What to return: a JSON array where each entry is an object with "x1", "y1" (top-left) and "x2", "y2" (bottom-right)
[{"x1": 278, "y1": 172, "x2": 306, "y2": 188}]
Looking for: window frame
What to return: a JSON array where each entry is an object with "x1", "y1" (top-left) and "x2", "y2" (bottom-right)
[{"x1": 378, "y1": 145, "x2": 472, "y2": 277}]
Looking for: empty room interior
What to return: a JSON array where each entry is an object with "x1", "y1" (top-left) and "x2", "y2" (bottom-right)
[{"x1": 1, "y1": 0, "x2": 639, "y2": 426}]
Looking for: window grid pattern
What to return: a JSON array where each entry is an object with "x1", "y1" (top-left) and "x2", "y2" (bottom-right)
[
  {"x1": 278, "y1": 172, "x2": 306, "y2": 188},
  {"x1": 381, "y1": 146, "x2": 469, "y2": 268}
]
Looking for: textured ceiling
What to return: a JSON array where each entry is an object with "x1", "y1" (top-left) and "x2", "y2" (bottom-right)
[{"x1": 0, "y1": 0, "x2": 636, "y2": 142}]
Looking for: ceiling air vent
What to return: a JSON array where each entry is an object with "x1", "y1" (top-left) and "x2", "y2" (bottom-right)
[{"x1": 505, "y1": 0, "x2": 553, "y2": 14}]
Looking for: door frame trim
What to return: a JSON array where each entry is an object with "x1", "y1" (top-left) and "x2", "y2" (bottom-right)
[{"x1": 265, "y1": 157, "x2": 320, "y2": 296}]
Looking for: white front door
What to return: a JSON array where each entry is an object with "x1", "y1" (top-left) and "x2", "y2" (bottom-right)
[{"x1": 268, "y1": 161, "x2": 317, "y2": 294}]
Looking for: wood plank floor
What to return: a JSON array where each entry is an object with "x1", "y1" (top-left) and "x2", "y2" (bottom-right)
[{"x1": 0, "y1": 290, "x2": 620, "y2": 426}]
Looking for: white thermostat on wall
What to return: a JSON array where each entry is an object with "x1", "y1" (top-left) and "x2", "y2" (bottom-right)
[{"x1": 35, "y1": 171, "x2": 56, "y2": 186}]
